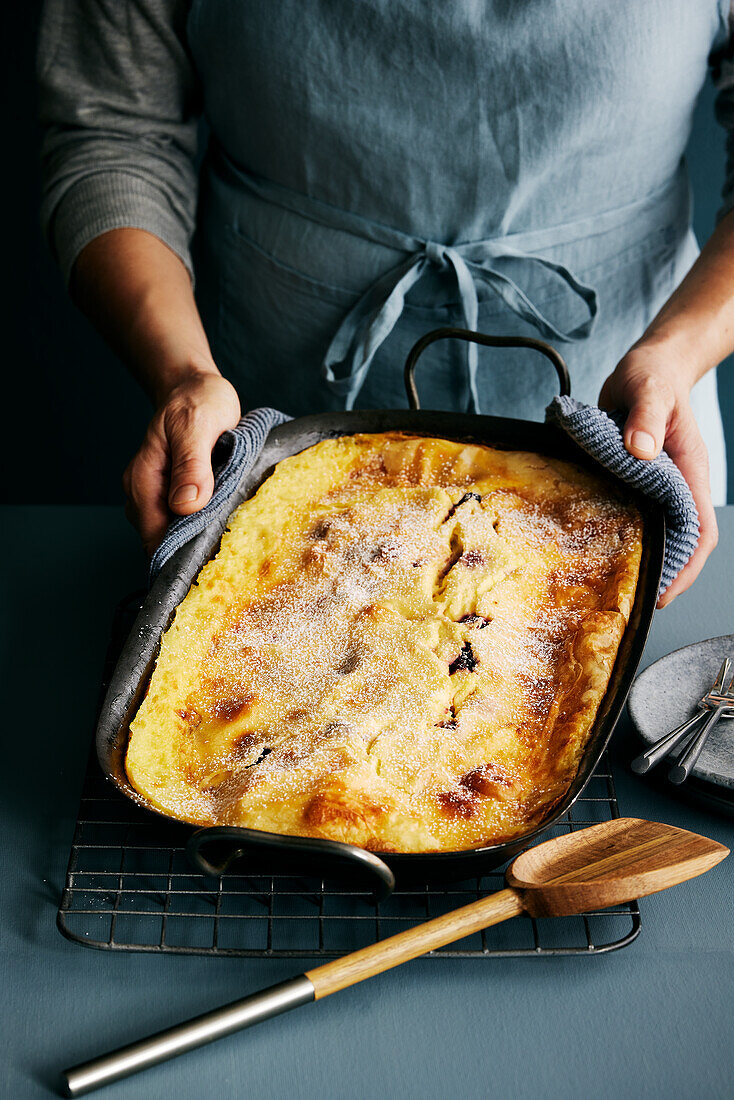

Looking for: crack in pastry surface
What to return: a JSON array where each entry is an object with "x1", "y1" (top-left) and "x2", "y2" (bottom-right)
[{"x1": 126, "y1": 433, "x2": 642, "y2": 852}]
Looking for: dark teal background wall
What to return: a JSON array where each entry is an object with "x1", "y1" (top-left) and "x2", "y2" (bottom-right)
[{"x1": 4, "y1": 5, "x2": 733, "y2": 503}]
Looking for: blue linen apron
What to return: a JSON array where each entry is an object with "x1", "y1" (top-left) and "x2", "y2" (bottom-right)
[{"x1": 188, "y1": 0, "x2": 729, "y2": 503}]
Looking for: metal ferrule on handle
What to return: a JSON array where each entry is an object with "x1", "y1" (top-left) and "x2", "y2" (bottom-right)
[{"x1": 62, "y1": 976, "x2": 315, "y2": 1097}]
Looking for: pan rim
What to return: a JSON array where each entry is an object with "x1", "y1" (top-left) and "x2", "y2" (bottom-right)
[{"x1": 96, "y1": 409, "x2": 665, "y2": 873}]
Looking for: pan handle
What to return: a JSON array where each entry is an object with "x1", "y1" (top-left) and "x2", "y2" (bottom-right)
[
  {"x1": 403, "y1": 326, "x2": 571, "y2": 410},
  {"x1": 186, "y1": 826, "x2": 396, "y2": 902}
]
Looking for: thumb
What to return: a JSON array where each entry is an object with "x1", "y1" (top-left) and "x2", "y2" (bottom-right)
[
  {"x1": 167, "y1": 414, "x2": 220, "y2": 515},
  {"x1": 621, "y1": 388, "x2": 670, "y2": 461}
]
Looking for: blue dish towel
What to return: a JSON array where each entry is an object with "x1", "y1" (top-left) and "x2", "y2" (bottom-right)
[
  {"x1": 546, "y1": 396, "x2": 698, "y2": 595},
  {"x1": 149, "y1": 406, "x2": 291, "y2": 583},
  {"x1": 150, "y1": 399, "x2": 698, "y2": 596}
]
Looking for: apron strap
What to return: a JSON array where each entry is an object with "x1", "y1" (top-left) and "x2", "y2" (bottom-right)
[{"x1": 321, "y1": 253, "x2": 428, "y2": 404}]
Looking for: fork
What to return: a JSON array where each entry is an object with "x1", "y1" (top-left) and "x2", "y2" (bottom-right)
[
  {"x1": 669, "y1": 658, "x2": 734, "y2": 783},
  {"x1": 631, "y1": 658, "x2": 734, "y2": 777}
]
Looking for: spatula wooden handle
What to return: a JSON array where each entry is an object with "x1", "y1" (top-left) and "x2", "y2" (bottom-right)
[{"x1": 305, "y1": 887, "x2": 525, "y2": 998}]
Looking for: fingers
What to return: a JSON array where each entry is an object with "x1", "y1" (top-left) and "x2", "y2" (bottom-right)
[
  {"x1": 165, "y1": 384, "x2": 240, "y2": 515},
  {"x1": 600, "y1": 353, "x2": 716, "y2": 608},
  {"x1": 599, "y1": 358, "x2": 675, "y2": 459},
  {"x1": 122, "y1": 375, "x2": 242, "y2": 557},
  {"x1": 597, "y1": 374, "x2": 617, "y2": 413},
  {"x1": 165, "y1": 407, "x2": 219, "y2": 515},
  {"x1": 655, "y1": 414, "x2": 718, "y2": 608},
  {"x1": 620, "y1": 380, "x2": 673, "y2": 461},
  {"x1": 122, "y1": 430, "x2": 171, "y2": 556}
]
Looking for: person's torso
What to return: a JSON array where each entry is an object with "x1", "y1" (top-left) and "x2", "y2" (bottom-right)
[
  {"x1": 187, "y1": 0, "x2": 728, "y2": 504},
  {"x1": 190, "y1": 0, "x2": 727, "y2": 242}
]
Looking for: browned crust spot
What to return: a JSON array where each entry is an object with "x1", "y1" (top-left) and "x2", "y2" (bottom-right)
[
  {"x1": 436, "y1": 789, "x2": 477, "y2": 819},
  {"x1": 459, "y1": 763, "x2": 517, "y2": 802}
]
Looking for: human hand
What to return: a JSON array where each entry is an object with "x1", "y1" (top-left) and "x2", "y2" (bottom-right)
[
  {"x1": 122, "y1": 369, "x2": 241, "y2": 556},
  {"x1": 598, "y1": 341, "x2": 717, "y2": 609}
]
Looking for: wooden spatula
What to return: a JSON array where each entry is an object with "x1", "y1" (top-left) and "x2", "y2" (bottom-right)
[{"x1": 62, "y1": 818, "x2": 728, "y2": 1097}]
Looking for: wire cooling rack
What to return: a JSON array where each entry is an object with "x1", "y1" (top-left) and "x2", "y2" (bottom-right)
[{"x1": 57, "y1": 594, "x2": 641, "y2": 959}]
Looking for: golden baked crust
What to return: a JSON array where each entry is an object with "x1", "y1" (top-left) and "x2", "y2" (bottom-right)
[{"x1": 126, "y1": 433, "x2": 642, "y2": 852}]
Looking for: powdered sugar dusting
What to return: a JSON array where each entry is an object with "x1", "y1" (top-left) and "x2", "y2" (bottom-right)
[{"x1": 136, "y1": 434, "x2": 641, "y2": 851}]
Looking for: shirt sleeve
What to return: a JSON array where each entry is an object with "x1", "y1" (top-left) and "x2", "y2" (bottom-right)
[
  {"x1": 37, "y1": 0, "x2": 200, "y2": 285},
  {"x1": 711, "y1": 3, "x2": 734, "y2": 223}
]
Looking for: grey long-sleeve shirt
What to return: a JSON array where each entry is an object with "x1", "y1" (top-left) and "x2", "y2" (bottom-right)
[
  {"x1": 38, "y1": 0, "x2": 734, "y2": 287},
  {"x1": 38, "y1": 0, "x2": 199, "y2": 284}
]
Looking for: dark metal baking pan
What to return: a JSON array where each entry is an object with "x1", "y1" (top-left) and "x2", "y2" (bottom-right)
[{"x1": 96, "y1": 327, "x2": 665, "y2": 899}]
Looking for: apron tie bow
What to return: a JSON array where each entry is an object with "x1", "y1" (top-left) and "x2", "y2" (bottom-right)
[
  {"x1": 212, "y1": 155, "x2": 602, "y2": 412},
  {"x1": 322, "y1": 236, "x2": 597, "y2": 411}
]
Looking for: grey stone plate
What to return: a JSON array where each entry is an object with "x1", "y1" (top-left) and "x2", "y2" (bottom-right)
[{"x1": 627, "y1": 635, "x2": 734, "y2": 797}]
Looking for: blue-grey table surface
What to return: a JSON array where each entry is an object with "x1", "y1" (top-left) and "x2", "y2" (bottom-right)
[{"x1": 2, "y1": 505, "x2": 733, "y2": 1100}]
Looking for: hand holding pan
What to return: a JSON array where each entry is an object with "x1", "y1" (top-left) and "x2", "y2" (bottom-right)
[{"x1": 62, "y1": 818, "x2": 727, "y2": 1097}]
